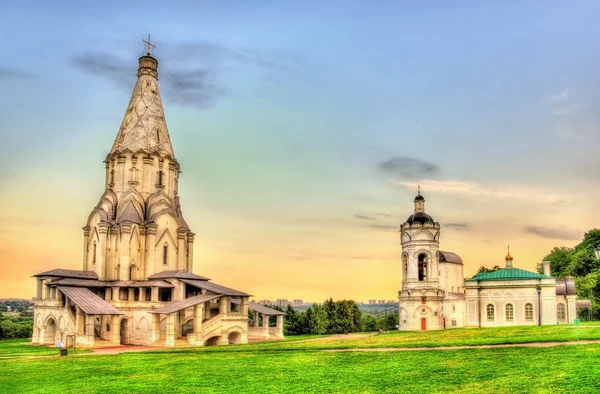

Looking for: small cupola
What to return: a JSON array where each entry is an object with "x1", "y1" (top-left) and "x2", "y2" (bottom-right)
[{"x1": 505, "y1": 245, "x2": 513, "y2": 268}]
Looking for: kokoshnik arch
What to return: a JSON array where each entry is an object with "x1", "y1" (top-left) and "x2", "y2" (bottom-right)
[{"x1": 31, "y1": 39, "x2": 285, "y2": 348}]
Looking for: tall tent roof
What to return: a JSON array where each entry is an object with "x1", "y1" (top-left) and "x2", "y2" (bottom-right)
[{"x1": 108, "y1": 54, "x2": 175, "y2": 159}]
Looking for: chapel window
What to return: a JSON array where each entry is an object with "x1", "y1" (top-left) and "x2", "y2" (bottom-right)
[
  {"x1": 129, "y1": 265, "x2": 136, "y2": 281},
  {"x1": 163, "y1": 244, "x2": 168, "y2": 265},
  {"x1": 505, "y1": 304, "x2": 514, "y2": 321},
  {"x1": 158, "y1": 170, "x2": 163, "y2": 186},
  {"x1": 418, "y1": 254, "x2": 427, "y2": 281},
  {"x1": 92, "y1": 242, "x2": 97, "y2": 265},
  {"x1": 525, "y1": 303, "x2": 534, "y2": 321},
  {"x1": 557, "y1": 303, "x2": 566, "y2": 322},
  {"x1": 486, "y1": 304, "x2": 495, "y2": 320},
  {"x1": 452, "y1": 304, "x2": 456, "y2": 313}
]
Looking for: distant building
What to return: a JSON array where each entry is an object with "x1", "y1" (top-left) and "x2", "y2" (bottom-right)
[
  {"x1": 276, "y1": 299, "x2": 289, "y2": 308},
  {"x1": 292, "y1": 299, "x2": 303, "y2": 307}
]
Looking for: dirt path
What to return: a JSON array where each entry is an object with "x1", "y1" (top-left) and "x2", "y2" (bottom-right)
[
  {"x1": 292, "y1": 333, "x2": 377, "y2": 344},
  {"x1": 322, "y1": 339, "x2": 600, "y2": 352}
]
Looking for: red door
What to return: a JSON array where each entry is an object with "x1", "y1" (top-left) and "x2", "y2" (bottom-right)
[{"x1": 421, "y1": 318, "x2": 427, "y2": 331}]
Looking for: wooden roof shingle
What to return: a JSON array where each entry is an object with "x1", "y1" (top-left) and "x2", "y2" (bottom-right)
[
  {"x1": 34, "y1": 269, "x2": 98, "y2": 279},
  {"x1": 180, "y1": 279, "x2": 251, "y2": 297},
  {"x1": 57, "y1": 286, "x2": 122, "y2": 315},
  {"x1": 150, "y1": 294, "x2": 221, "y2": 314}
]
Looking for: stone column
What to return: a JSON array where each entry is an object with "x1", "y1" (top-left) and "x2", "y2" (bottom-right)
[
  {"x1": 178, "y1": 310, "x2": 186, "y2": 337},
  {"x1": 119, "y1": 224, "x2": 132, "y2": 281},
  {"x1": 110, "y1": 315, "x2": 120, "y2": 343},
  {"x1": 139, "y1": 288, "x2": 146, "y2": 302},
  {"x1": 275, "y1": 315, "x2": 284, "y2": 339},
  {"x1": 177, "y1": 231, "x2": 186, "y2": 270},
  {"x1": 146, "y1": 224, "x2": 158, "y2": 277},
  {"x1": 139, "y1": 227, "x2": 147, "y2": 278},
  {"x1": 165, "y1": 313, "x2": 175, "y2": 347},
  {"x1": 263, "y1": 313, "x2": 270, "y2": 337},
  {"x1": 85, "y1": 314, "x2": 95, "y2": 344},
  {"x1": 187, "y1": 232, "x2": 195, "y2": 272},
  {"x1": 76, "y1": 307, "x2": 85, "y2": 336},
  {"x1": 113, "y1": 287, "x2": 120, "y2": 301},
  {"x1": 241, "y1": 297, "x2": 249, "y2": 317},
  {"x1": 219, "y1": 297, "x2": 228, "y2": 315},
  {"x1": 98, "y1": 223, "x2": 110, "y2": 280},
  {"x1": 128, "y1": 288, "x2": 135, "y2": 302},
  {"x1": 174, "y1": 311, "x2": 180, "y2": 338},
  {"x1": 83, "y1": 225, "x2": 90, "y2": 270},
  {"x1": 204, "y1": 302, "x2": 211, "y2": 320},
  {"x1": 105, "y1": 288, "x2": 112, "y2": 301},
  {"x1": 36, "y1": 279, "x2": 43, "y2": 300},
  {"x1": 194, "y1": 304, "x2": 204, "y2": 344},
  {"x1": 151, "y1": 314, "x2": 161, "y2": 343},
  {"x1": 151, "y1": 287, "x2": 159, "y2": 302}
]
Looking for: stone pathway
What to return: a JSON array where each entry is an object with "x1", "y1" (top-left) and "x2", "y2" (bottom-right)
[{"x1": 322, "y1": 339, "x2": 600, "y2": 352}]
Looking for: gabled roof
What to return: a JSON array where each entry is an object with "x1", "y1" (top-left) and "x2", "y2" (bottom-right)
[
  {"x1": 34, "y1": 269, "x2": 98, "y2": 279},
  {"x1": 150, "y1": 294, "x2": 221, "y2": 314},
  {"x1": 57, "y1": 286, "x2": 122, "y2": 315},
  {"x1": 48, "y1": 278, "x2": 106, "y2": 288},
  {"x1": 439, "y1": 251, "x2": 463, "y2": 265},
  {"x1": 230, "y1": 299, "x2": 286, "y2": 316},
  {"x1": 180, "y1": 279, "x2": 251, "y2": 297},
  {"x1": 147, "y1": 270, "x2": 210, "y2": 281},
  {"x1": 466, "y1": 268, "x2": 553, "y2": 282}
]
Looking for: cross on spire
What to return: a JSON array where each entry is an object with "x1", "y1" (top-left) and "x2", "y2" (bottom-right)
[
  {"x1": 142, "y1": 34, "x2": 156, "y2": 56},
  {"x1": 418, "y1": 185, "x2": 421, "y2": 195}
]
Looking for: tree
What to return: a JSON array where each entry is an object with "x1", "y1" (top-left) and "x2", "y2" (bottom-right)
[{"x1": 476, "y1": 265, "x2": 500, "y2": 273}]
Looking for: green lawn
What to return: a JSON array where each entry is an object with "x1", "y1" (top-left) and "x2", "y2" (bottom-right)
[
  {"x1": 2, "y1": 326, "x2": 600, "y2": 393},
  {"x1": 0, "y1": 339, "x2": 90, "y2": 358},
  {"x1": 187, "y1": 324, "x2": 600, "y2": 353},
  {"x1": 1, "y1": 344, "x2": 599, "y2": 393}
]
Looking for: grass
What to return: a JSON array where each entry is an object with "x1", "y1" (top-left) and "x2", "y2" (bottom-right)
[
  {"x1": 177, "y1": 324, "x2": 600, "y2": 353},
  {"x1": 2, "y1": 325, "x2": 600, "y2": 393},
  {"x1": 1, "y1": 344, "x2": 600, "y2": 393},
  {"x1": 0, "y1": 339, "x2": 90, "y2": 358}
]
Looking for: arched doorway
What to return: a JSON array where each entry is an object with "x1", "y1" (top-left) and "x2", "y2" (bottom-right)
[
  {"x1": 204, "y1": 336, "x2": 221, "y2": 346},
  {"x1": 227, "y1": 331, "x2": 242, "y2": 344},
  {"x1": 420, "y1": 318, "x2": 427, "y2": 331},
  {"x1": 120, "y1": 318, "x2": 129, "y2": 344},
  {"x1": 44, "y1": 318, "x2": 57, "y2": 344}
]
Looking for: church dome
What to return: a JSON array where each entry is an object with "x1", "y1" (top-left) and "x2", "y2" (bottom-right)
[{"x1": 406, "y1": 212, "x2": 435, "y2": 225}]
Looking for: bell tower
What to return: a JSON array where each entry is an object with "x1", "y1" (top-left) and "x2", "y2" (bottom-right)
[{"x1": 398, "y1": 190, "x2": 445, "y2": 330}]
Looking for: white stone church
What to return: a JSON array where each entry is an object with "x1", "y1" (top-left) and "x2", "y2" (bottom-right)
[
  {"x1": 398, "y1": 192, "x2": 578, "y2": 330},
  {"x1": 32, "y1": 45, "x2": 284, "y2": 348}
]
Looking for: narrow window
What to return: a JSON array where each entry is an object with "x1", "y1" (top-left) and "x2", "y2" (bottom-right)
[
  {"x1": 129, "y1": 265, "x2": 136, "y2": 281},
  {"x1": 525, "y1": 303, "x2": 534, "y2": 321},
  {"x1": 418, "y1": 254, "x2": 427, "y2": 281},
  {"x1": 505, "y1": 304, "x2": 514, "y2": 321},
  {"x1": 92, "y1": 242, "x2": 97, "y2": 265},
  {"x1": 110, "y1": 169, "x2": 115, "y2": 184},
  {"x1": 156, "y1": 129, "x2": 160, "y2": 142},
  {"x1": 486, "y1": 304, "x2": 495, "y2": 320},
  {"x1": 557, "y1": 304, "x2": 566, "y2": 322},
  {"x1": 163, "y1": 244, "x2": 168, "y2": 265},
  {"x1": 158, "y1": 170, "x2": 163, "y2": 186}
]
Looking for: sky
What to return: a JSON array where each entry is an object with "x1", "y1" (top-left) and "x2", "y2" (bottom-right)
[{"x1": 1, "y1": 0, "x2": 599, "y2": 301}]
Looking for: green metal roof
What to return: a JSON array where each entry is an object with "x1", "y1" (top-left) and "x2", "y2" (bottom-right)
[{"x1": 465, "y1": 268, "x2": 553, "y2": 282}]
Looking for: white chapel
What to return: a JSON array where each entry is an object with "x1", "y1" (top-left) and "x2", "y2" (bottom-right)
[{"x1": 398, "y1": 191, "x2": 578, "y2": 330}]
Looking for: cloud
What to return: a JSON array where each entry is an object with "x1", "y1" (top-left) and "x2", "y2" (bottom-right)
[
  {"x1": 546, "y1": 89, "x2": 569, "y2": 103},
  {"x1": 552, "y1": 105, "x2": 579, "y2": 117},
  {"x1": 524, "y1": 225, "x2": 581, "y2": 241},
  {"x1": 369, "y1": 224, "x2": 398, "y2": 230},
  {"x1": 69, "y1": 40, "x2": 297, "y2": 108},
  {"x1": 375, "y1": 213, "x2": 392, "y2": 218},
  {"x1": 70, "y1": 52, "x2": 223, "y2": 108},
  {"x1": 355, "y1": 214, "x2": 376, "y2": 220},
  {"x1": 446, "y1": 223, "x2": 469, "y2": 231},
  {"x1": 378, "y1": 157, "x2": 440, "y2": 179},
  {"x1": 392, "y1": 179, "x2": 569, "y2": 204},
  {"x1": 0, "y1": 66, "x2": 32, "y2": 79}
]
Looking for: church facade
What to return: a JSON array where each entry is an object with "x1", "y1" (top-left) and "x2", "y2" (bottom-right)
[
  {"x1": 31, "y1": 46, "x2": 284, "y2": 348},
  {"x1": 398, "y1": 192, "x2": 578, "y2": 330}
]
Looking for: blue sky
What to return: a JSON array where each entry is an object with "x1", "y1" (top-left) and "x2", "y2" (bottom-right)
[{"x1": 1, "y1": 0, "x2": 599, "y2": 300}]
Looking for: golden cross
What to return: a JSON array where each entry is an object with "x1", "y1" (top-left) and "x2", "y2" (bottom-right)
[{"x1": 142, "y1": 34, "x2": 156, "y2": 56}]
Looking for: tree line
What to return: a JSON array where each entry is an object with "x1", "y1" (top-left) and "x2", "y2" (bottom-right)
[
  {"x1": 265, "y1": 299, "x2": 398, "y2": 335},
  {"x1": 540, "y1": 229, "x2": 600, "y2": 320}
]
